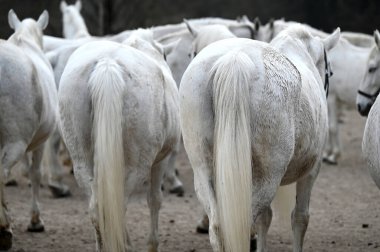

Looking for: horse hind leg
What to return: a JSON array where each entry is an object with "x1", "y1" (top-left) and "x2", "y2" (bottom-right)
[
  {"x1": 164, "y1": 147, "x2": 184, "y2": 197},
  {"x1": 252, "y1": 174, "x2": 283, "y2": 252},
  {"x1": 291, "y1": 163, "x2": 320, "y2": 252},
  {"x1": 27, "y1": 145, "x2": 46, "y2": 232},
  {"x1": 0, "y1": 142, "x2": 28, "y2": 250},
  {"x1": 255, "y1": 206, "x2": 272, "y2": 252},
  {"x1": 147, "y1": 157, "x2": 168, "y2": 252},
  {"x1": 323, "y1": 94, "x2": 340, "y2": 165},
  {"x1": 45, "y1": 130, "x2": 71, "y2": 198}
]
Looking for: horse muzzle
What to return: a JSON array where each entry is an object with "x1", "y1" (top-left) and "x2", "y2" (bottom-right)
[{"x1": 357, "y1": 102, "x2": 373, "y2": 117}]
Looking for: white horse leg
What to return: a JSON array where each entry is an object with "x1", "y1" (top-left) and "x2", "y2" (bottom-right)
[
  {"x1": 291, "y1": 164, "x2": 320, "y2": 252},
  {"x1": 45, "y1": 130, "x2": 71, "y2": 198},
  {"x1": 147, "y1": 157, "x2": 167, "y2": 252},
  {"x1": 323, "y1": 95, "x2": 340, "y2": 165},
  {"x1": 0, "y1": 142, "x2": 27, "y2": 250},
  {"x1": 165, "y1": 145, "x2": 184, "y2": 196},
  {"x1": 27, "y1": 145, "x2": 45, "y2": 232},
  {"x1": 255, "y1": 206, "x2": 273, "y2": 252},
  {"x1": 252, "y1": 180, "x2": 280, "y2": 252}
]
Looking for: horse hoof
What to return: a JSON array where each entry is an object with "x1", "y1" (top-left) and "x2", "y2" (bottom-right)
[
  {"x1": 250, "y1": 236, "x2": 257, "y2": 251},
  {"x1": 322, "y1": 157, "x2": 338, "y2": 165},
  {"x1": 48, "y1": 184, "x2": 71, "y2": 198},
  {"x1": 169, "y1": 186, "x2": 184, "y2": 197},
  {"x1": 196, "y1": 224, "x2": 209, "y2": 234},
  {"x1": 27, "y1": 222, "x2": 45, "y2": 232},
  {"x1": 5, "y1": 179, "x2": 18, "y2": 187},
  {"x1": 0, "y1": 229, "x2": 12, "y2": 250}
]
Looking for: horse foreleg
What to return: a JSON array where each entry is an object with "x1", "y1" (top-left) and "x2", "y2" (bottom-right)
[
  {"x1": 291, "y1": 163, "x2": 320, "y2": 252},
  {"x1": 147, "y1": 158, "x2": 167, "y2": 252},
  {"x1": 45, "y1": 130, "x2": 71, "y2": 198},
  {"x1": 27, "y1": 145, "x2": 45, "y2": 232},
  {"x1": 164, "y1": 143, "x2": 184, "y2": 196},
  {"x1": 323, "y1": 94, "x2": 340, "y2": 165}
]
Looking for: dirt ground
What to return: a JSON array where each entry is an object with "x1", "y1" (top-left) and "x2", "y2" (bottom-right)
[{"x1": 5, "y1": 109, "x2": 380, "y2": 252}]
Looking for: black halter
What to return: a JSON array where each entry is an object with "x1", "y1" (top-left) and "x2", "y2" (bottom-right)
[
  {"x1": 357, "y1": 87, "x2": 380, "y2": 103},
  {"x1": 324, "y1": 49, "x2": 333, "y2": 98}
]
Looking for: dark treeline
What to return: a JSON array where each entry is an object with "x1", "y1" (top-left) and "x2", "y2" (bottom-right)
[{"x1": 0, "y1": 0, "x2": 379, "y2": 38}]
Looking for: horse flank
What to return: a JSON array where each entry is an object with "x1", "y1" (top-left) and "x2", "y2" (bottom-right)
[
  {"x1": 212, "y1": 50, "x2": 253, "y2": 252},
  {"x1": 89, "y1": 58, "x2": 126, "y2": 252}
]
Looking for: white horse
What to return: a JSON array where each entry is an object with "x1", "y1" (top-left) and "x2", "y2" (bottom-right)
[
  {"x1": 253, "y1": 18, "x2": 373, "y2": 165},
  {"x1": 357, "y1": 31, "x2": 380, "y2": 189},
  {"x1": 0, "y1": 10, "x2": 57, "y2": 250},
  {"x1": 180, "y1": 25, "x2": 339, "y2": 252},
  {"x1": 59, "y1": 29, "x2": 180, "y2": 252},
  {"x1": 60, "y1": 0, "x2": 90, "y2": 39},
  {"x1": 357, "y1": 30, "x2": 380, "y2": 117}
]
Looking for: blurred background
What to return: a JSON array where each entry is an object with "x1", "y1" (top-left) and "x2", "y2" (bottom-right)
[{"x1": 0, "y1": 0, "x2": 379, "y2": 38}]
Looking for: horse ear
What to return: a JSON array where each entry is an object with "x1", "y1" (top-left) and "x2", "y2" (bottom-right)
[
  {"x1": 374, "y1": 30, "x2": 380, "y2": 49},
  {"x1": 323, "y1": 27, "x2": 340, "y2": 51},
  {"x1": 253, "y1": 17, "x2": 261, "y2": 32},
  {"x1": 183, "y1": 19, "x2": 197, "y2": 37},
  {"x1": 75, "y1": 0, "x2": 82, "y2": 11},
  {"x1": 37, "y1": 10, "x2": 49, "y2": 30},
  {"x1": 8, "y1": 9, "x2": 21, "y2": 30},
  {"x1": 60, "y1": 1, "x2": 68, "y2": 12}
]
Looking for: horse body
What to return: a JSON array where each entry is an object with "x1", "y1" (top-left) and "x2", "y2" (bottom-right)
[
  {"x1": 0, "y1": 10, "x2": 57, "y2": 250},
  {"x1": 59, "y1": 34, "x2": 180, "y2": 252},
  {"x1": 180, "y1": 26, "x2": 339, "y2": 252}
]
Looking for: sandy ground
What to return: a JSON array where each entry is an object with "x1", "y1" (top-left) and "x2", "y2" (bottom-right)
[{"x1": 5, "y1": 109, "x2": 380, "y2": 252}]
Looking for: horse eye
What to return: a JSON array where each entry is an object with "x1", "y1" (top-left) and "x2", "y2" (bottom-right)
[
  {"x1": 187, "y1": 53, "x2": 191, "y2": 58},
  {"x1": 369, "y1": 66, "x2": 377, "y2": 73}
]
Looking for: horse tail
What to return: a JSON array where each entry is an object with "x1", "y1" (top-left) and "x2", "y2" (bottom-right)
[
  {"x1": 89, "y1": 58, "x2": 126, "y2": 252},
  {"x1": 212, "y1": 50, "x2": 253, "y2": 252}
]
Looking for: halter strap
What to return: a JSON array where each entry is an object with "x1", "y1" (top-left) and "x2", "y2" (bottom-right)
[
  {"x1": 324, "y1": 49, "x2": 333, "y2": 98},
  {"x1": 357, "y1": 88, "x2": 380, "y2": 102}
]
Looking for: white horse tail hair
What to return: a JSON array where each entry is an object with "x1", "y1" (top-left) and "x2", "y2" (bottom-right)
[
  {"x1": 89, "y1": 58, "x2": 126, "y2": 252},
  {"x1": 212, "y1": 50, "x2": 253, "y2": 252}
]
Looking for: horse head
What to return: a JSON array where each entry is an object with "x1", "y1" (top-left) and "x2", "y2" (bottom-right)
[
  {"x1": 8, "y1": 9, "x2": 49, "y2": 49},
  {"x1": 60, "y1": 0, "x2": 89, "y2": 38},
  {"x1": 357, "y1": 30, "x2": 380, "y2": 116},
  {"x1": 123, "y1": 29, "x2": 179, "y2": 70},
  {"x1": 184, "y1": 20, "x2": 236, "y2": 59}
]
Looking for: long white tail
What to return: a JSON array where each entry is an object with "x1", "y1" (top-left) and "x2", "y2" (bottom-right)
[
  {"x1": 212, "y1": 50, "x2": 253, "y2": 252},
  {"x1": 89, "y1": 58, "x2": 126, "y2": 252}
]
